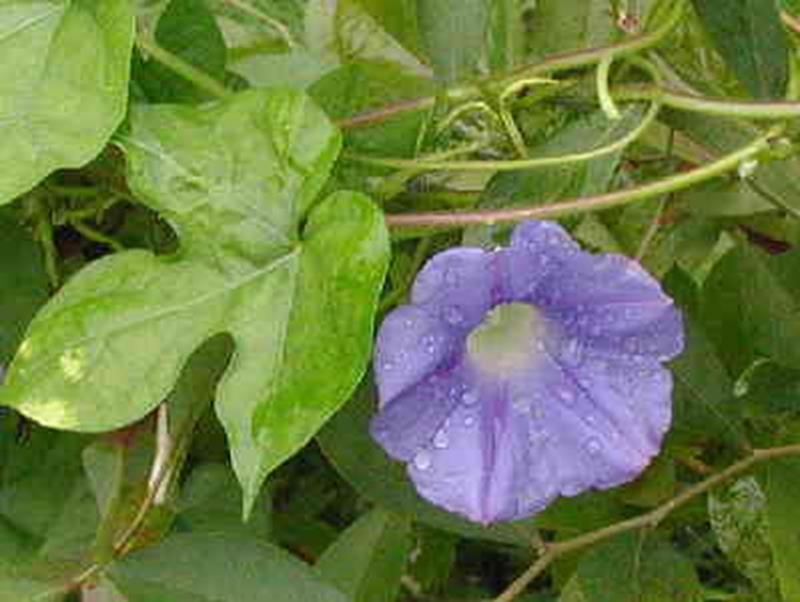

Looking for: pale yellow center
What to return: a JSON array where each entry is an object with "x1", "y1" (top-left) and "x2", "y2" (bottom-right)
[{"x1": 466, "y1": 302, "x2": 544, "y2": 376}]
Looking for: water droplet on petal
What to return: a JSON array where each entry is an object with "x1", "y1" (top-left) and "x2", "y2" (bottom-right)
[
  {"x1": 381, "y1": 360, "x2": 394, "y2": 371},
  {"x1": 463, "y1": 414, "x2": 476, "y2": 427},
  {"x1": 443, "y1": 306, "x2": 463, "y2": 325},
  {"x1": 413, "y1": 450, "x2": 432, "y2": 471},
  {"x1": 557, "y1": 386, "x2": 575, "y2": 406},
  {"x1": 561, "y1": 338, "x2": 583, "y2": 366},
  {"x1": 461, "y1": 390, "x2": 478, "y2": 406},
  {"x1": 433, "y1": 429, "x2": 449, "y2": 449},
  {"x1": 584, "y1": 437, "x2": 602, "y2": 455}
]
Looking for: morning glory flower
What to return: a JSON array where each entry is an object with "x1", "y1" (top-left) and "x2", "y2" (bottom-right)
[{"x1": 370, "y1": 220, "x2": 684, "y2": 524}]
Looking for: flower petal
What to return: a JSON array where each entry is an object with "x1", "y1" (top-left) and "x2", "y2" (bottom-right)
[
  {"x1": 374, "y1": 305, "x2": 458, "y2": 405},
  {"x1": 370, "y1": 358, "x2": 479, "y2": 462},
  {"x1": 411, "y1": 248, "x2": 496, "y2": 332},
  {"x1": 540, "y1": 253, "x2": 684, "y2": 361}
]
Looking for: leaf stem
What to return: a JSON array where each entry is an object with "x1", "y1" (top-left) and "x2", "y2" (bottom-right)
[
  {"x1": 345, "y1": 99, "x2": 660, "y2": 172},
  {"x1": 384, "y1": 127, "x2": 779, "y2": 229},
  {"x1": 493, "y1": 442, "x2": 800, "y2": 602},
  {"x1": 135, "y1": 33, "x2": 229, "y2": 99}
]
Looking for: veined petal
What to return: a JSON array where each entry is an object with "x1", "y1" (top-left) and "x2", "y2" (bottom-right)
[
  {"x1": 370, "y1": 357, "x2": 480, "y2": 462},
  {"x1": 411, "y1": 248, "x2": 495, "y2": 332},
  {"x1": 374, "y1": 305, "x2": 458, "y2": 405}
]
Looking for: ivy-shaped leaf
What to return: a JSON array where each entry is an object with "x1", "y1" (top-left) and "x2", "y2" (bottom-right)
[
  {"x1": 0, "y1": 89, "x2": 390, "y2": 515},
  {"x1": 0, "y1": 0, "x2": 134, "y2": 204}
]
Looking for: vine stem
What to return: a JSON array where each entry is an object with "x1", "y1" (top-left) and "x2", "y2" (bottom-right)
[
  {"x1": 221, "y1": 0, "x2": 297, "y2": 49},
  {"x1": 384, "y1": 127, "x2": 778, "y2": 229},
  {"x1": 493, "y1": 443, "x2": 800, "y2": 602},
  {"x1": 337, "y1": 0, "x2": 686, "y2": 130}
]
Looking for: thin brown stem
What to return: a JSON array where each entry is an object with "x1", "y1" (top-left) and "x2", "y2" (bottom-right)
[{"x1": 493, "y1": 443, "x2": 800, "y2": 602}]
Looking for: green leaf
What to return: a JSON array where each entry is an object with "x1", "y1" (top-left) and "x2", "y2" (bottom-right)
[
  {"x1": 764, "y1": 458, "x2": 800, "y2": 601},
  {"x1": 0, "y1": 0, "x2": 134, "y2": 204},
  {"x1": 178, "y1": 463, "x2": 271, "y2": 538},
  {"x1": 305, "y1": 0, "x2": 428, "y2": 74},
  {"x1": 0, "y1": 209, "x2": 49, "y2": 364},
  {"x1": 310, "y1": 60, "x2": 437, "y2": 157},
  {"x1": 108, "y1": 533, "x2": 348, "y2": 602},
  {"x1": 316, "y1": 507, "x2": 412, "y2": 602},
  {"x1": 709, "y1": 477, "x2": 780, "y2": 600},
  {"x1": 136, "y1": 0, "x2": 227, "y2": 102},
  {"x1": 1, "y1": 89, "x2": 390, "y2": 516},
  {"x1": 316, "y1": 384, "x2": 539, "y2": 546},
  {"x1": 529, "y1": 0, "x2": 616, "y2": 59},
  {"x1": 701, "y1": 244, "x2": 800, "y2": 375},
  {"x1": 417, "y1": 0, "x2": 489, "y2": 83},
  {"x1": 566, "y1": 533, "x2": 703, "y2": 601},
  {"x1": 691, "y1": 0, "x2": 789, "y2": 98},
  {"x1": 664, "y1": 268, "x2": 743, "y2": 445}
]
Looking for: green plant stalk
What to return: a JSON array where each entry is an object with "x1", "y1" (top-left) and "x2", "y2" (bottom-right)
[
  {"x1": 384, "y1": 127, "x2": 779, "y2": 229},
  {"x1": 338, "y1": 0, "x2": 686, "y2": 130},
  {"x1": 494, "y1": 442, "x2": 800, "y2": 602},
  {"x1": 135, "y1": 34, "x2": 229, "y2": 99},
  {"x1": 347, "y1": 99, "x2": 660, "y2": 173}
]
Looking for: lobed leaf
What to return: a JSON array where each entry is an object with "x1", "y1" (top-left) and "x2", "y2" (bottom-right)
[{"x1": 0, "y1": 89, "x2": 390, "y2": 516}]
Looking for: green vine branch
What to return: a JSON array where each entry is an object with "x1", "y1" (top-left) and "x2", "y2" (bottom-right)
[
  {"x1": 494, "y1": 442, "x2": 800, "y2": 602},
  {"x1": 384, "y1": 126, "x2": 780, "y2": 229}
]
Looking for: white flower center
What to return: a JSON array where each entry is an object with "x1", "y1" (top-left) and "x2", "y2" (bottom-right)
[{"x1": 466, "y1": 302, "x2": 545, "y2": 376}]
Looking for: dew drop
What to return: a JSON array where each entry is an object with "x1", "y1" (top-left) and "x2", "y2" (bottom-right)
[
  {"x1": 557, "y1": 386, "x2": 575, "y2": 406},
  {"x1": 562, "y1": 480, "x2": 584, "y2": 496},
  {"x1": 444, "y1": 268, "x2": 459, "y2": 286},
  {"x1": 584, "y1": 437, "x2": 602, "y2": 456},
  {"x1": 561, "y1": 338, "x2": 583, "y2": 366},
  {"x1": 461, "y1": 390, "x2": 478, "y2": 406},
  {"x1": 444, "y1": 306, "x2": 463, "y2": 325},
  {"x1": 433, "y1": 429, "x2": 449, "y2": 449},
  {"x1": 413, "y1": 450, "x2": 432, "y2": 471},
  {"x1": 381, "y1": 360, "x2": 394, "y2": 371},
  {"x1": 463, "y1": 414, "x2": 476, "y2": 427}
]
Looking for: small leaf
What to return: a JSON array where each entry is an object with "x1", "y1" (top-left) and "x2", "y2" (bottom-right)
[
  {"x1": 1, "y1": 89, "x2": 390, "y2": 517},
  {"x1": 567, "y1": 533, "x2": 703, "y2": 601},
  {"x1": 316, "y1": 507, "x2": 412, "y2": 602},
  {"x1": 691, "y1": 0, "x2": 789, "y2": 98},
  {"x1": 701, "y1": 244, "x2": 800, "y2": 375},
  {"x1": 709, "y1": 477, "x2": 780, "y2": 600},
  {"x1": 0, "y1": 0, "x2": 134, "y2": 204},
  {"x1": 0, "y1": 209, "x2": 49, "y2": 364},
  {"x1": 108, "y1": 533, "x2": 348, "y2": 602},
  {"x1": 764, "y1": 458, "x2": 800, "y2": 601},
  {"x1": 529, "y1": 0, "x2": 617, "y2": 59},
  {"x1": 135, "y1": 0, "x2": 227, "y2": 102},
  {"x1": 416, "y1": 0, "x2": 490, "y2": 83}
]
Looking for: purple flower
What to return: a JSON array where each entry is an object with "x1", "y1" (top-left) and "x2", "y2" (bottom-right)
[{"x1": 370, "y1": 220, "x2": 684, "y2": 524}]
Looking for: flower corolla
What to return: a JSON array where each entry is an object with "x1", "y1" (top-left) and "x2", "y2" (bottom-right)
[{"x1": 370, "y1": 220, "x2": 684, "y2": 523}]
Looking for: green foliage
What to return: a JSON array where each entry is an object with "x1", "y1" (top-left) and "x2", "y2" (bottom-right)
[
  {"x1": 0, "y1": 0, "x2": 134, "y2": 205},
  {"x1": 108, "y1": 533, "x2": 349, "y2": 601},
  {"x1": 316, "y1": 507, "x2": 412, "y2": 602},
  {"x1": 691, "y1": 0, "x2": 789, "y2": 98}
]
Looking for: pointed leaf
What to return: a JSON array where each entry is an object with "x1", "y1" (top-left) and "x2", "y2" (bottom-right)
[
  {"x1": 0, "y1": 0, "x2": 134, "y2": 204},
  {"x1": 316, "y1": 507, "x2": 411, "y2": 602}
]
